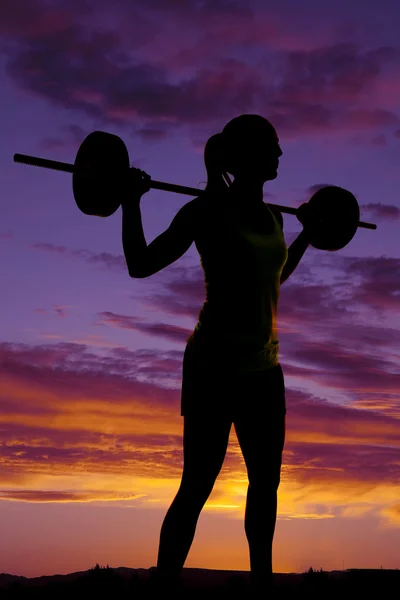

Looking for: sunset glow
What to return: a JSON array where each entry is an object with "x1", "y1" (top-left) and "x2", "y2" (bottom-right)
[{"x1": 1, "y1": 0, "x2": 399, "y2": 579}]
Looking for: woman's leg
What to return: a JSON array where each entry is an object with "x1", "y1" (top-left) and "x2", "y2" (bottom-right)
[
  {"x1": 156, "y1": 412, "x2": 232, "y2": 589},
  {"x1": 233, "y1": 365, "x2": 286, "y2": 595}
]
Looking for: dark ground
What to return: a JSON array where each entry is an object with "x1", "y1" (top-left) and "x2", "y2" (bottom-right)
[{"x1": 0, "y1": 565, "x2": 398, "y2": 599}]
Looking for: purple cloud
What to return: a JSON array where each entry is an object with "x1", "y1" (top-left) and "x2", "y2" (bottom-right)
[
  {"x1": 1, "y1": 339, "x2": 399, "y2": 491},
  {"x1": 1, "y1": 1, "x2": 399, "y2": 146},
  {"x1": 98, "y1": 311, "x2": 192, "y2": 343}
]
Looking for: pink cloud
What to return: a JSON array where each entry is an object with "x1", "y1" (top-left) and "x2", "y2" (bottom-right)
[
  {"x1": 1, "y1": 340, "x2": 399, "y2": 493},
  {"x1": 31, "y1": 242, "x2": 400, "y2": 364},
  {"x1": 35, "y1": 305, "x2": 71, "y2": 318},
  {"x1": 32, "y1": 243, "x2": 128, "y2": 273},
  {"x1": 362, "y1": 202, "x2": 400, "y2": 220},
  {"x1": 1, "y1": 1, "x2": 399, "y2": 144},
  {"x1": 371, "y1": 134, "x2": 387, "y2": 146},
  {"x1": 0, "y1": 490, "x2": 143, "y2": 503},
  {"x1": 0, "y1": 0, "x2": 74, "y2": 39},
  {"x1": 98, "y1": 311, "x2": 192, "y2": 343}
]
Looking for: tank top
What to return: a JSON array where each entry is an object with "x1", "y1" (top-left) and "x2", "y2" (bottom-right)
[{"x1": 187, "y1": 189, "x2": 288, "y2": 371}]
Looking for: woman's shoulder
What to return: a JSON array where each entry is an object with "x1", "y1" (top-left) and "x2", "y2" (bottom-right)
[
  {"x1": 194, "y1": 187, "x2": 228, "y2": 216},
  {"x1": 191, "y1": 188, "x2": 229, "y2": 242},
  {"x1": 267, "y1": 203, "x2": 284, "y2": 230}
]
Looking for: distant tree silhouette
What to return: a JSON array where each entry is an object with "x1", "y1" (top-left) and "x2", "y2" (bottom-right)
[
  {"x1": 306, "y1": 566, "x2": 325, "y2": 574},
  {"x1": 87, "y1": 562, "x2": 122, "y2": 593},
  {"x1": 90, "y1": 562, "x2": 111, "y2": 571},
  {"x1": 303, "y1": 565, "x2": 329, "y2": 593}
]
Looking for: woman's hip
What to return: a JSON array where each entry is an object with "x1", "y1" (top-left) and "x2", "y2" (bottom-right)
[{"x1": 181, "y1": 340, "x2": 286, "y2": 417}]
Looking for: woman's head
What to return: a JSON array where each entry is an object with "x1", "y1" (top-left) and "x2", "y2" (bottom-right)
[{"x1": 204, "y1": 114, "x2": 282, "y2": 193}]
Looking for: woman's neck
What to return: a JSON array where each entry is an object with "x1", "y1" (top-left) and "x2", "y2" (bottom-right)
[{"x1": 229, "y1": 177, "x2": 265, "y2": 209}]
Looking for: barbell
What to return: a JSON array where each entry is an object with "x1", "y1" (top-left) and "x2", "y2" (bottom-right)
[{"x1": 13, "y1": 130, "x2": 377, "y2": 251}]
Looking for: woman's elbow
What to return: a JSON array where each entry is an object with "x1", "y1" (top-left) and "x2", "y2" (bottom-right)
[
  {"x1": 129, "y1": 270, "x2": 145, "y2": 279},
  {"x1": 129, "y1": 265, "x2": 150, "y2": 278}
]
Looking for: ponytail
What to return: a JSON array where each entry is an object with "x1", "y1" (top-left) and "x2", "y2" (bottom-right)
[{"x1": 204, "y1": 133, "x2": 232, "y2": 195}]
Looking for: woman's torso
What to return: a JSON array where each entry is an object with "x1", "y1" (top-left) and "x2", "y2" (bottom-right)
[{"x1": 188, "y1": 188, "x2": 288, "y2": 368}]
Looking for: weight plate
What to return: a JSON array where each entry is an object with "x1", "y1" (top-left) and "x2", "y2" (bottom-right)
[
  {"x1": 73, "y1": 131, "x2": 130, "y2": 217},
  {"x1": 307, "y1": 186, "x2": 360, "y2": 251}
]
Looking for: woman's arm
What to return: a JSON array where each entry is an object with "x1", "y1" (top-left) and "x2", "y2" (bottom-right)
[
  {"x1": 122, "y1": 202, "x2": 148, "y2": 277},
  {"x1": 280, "y1": 201, "x2": 324, "y2": 284},
  {"x1": 121, "y1": 168, "x2": 152, "y2": 277},
  {"x1": 123, "y1": 197, "x2": 200, "y2": 278},
  {"x1": 280, "y1": 230, "x2": 310, "y2": 284}
]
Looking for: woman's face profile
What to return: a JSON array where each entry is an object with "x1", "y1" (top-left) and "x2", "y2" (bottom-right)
[{"x1": 228, "y1": 127, "x2": 283, "y2": 183}]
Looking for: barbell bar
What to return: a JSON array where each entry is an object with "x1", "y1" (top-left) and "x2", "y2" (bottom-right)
[
  {"x1": 13, "y1": 150, "x2": 377, "y2": 228},
  {"x1": 13, "y1": 130, "x2": 377, "y2": 251},
  {"x1": 13, "y1": 151, "x2": 217, "y2": 202}
]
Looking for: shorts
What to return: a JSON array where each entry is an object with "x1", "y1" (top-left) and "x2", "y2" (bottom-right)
[{"x1": 180, "y1": 338, "x2": 286, "y2": 419}]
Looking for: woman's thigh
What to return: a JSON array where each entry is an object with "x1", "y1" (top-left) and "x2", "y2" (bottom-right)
[
  {"x1": 232, "y1": 364, "x2": 286, "y2": 488},
  {"x1": 180, "y1": 339, "x2": 230, "y2": 417},
  {"x1": 181, "y1": 412, "x2": 232, "y2": 495}
]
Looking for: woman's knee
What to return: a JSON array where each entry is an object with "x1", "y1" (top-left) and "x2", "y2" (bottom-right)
[
  {"x1": 179, "y1": 471, "x2": 216, "y2": 504},
  {"x1": 248, "y1": 468, "x2": 282, "y2": 492}
]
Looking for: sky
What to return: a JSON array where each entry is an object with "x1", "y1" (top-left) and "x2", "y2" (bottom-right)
[{"x1": 1, "y1": 0, "x2": 400, "y2": 579}]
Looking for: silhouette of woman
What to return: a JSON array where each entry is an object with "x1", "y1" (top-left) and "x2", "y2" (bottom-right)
[
  {"x1": 155, "y1": 114, "x2": 286, "y2": 596},
  {"x1": 122, "y1": 114, "x2": 288, "y2": 597}
]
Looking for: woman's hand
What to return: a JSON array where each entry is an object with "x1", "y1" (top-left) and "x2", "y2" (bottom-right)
[
  {"x1": 296, "y1": 202, "x2": 323, "y2": 240},
  {"x1": 121, "y1": 167, "x2": 151, "y2": 206}
]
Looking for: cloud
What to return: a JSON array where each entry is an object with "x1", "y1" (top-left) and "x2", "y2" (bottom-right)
[
  {"x1": 32, "y1": 238, "x2": 400, "y2": 369},
  {"x1": 31, "y1": 242, "x2": 400, "y2": 419},
  {"x1": 1, "y1": 338, "x2": 399, "y2": 465},
  {"x1": 1, "y1": 1, "x2": 399, "y2": 532},
  {"x1": 97, "y1": 311, "x2": 192, "y2": 343},
  {"x1": 35, "y1": 305, "x2": 72, "y2": 318},
  {"x1": 32, "y1": 242, "x2": 128, "y2": 273},
  {"x1": 362, "y1": 202, "x2": 400, "y2": 220},
  {"x1": 380, "y1": 504, "x2": 400, "y2": 525},
  {"x1": 1, "y1": 1, "x2": 399, "y2": 146},
  {"x1": 303, "y1": 185, "x2": 400, "y2": 223},
  {"x1": 0, "y1": 331, "x2": 399, "y2": 526},
  {"x1": 371, "y1": 134, "x2": 387, "y2": 146},
  {"x1": 0, "y1": 490, "x2": 146, "y2": 503},
  {"x1": 279, "y1": 44, "x2": 398, "y2": 105}
]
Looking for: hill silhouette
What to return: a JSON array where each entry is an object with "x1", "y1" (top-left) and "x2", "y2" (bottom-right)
[{"x1": 0, "y1": 565, "x2": 398, "y2": 598}]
